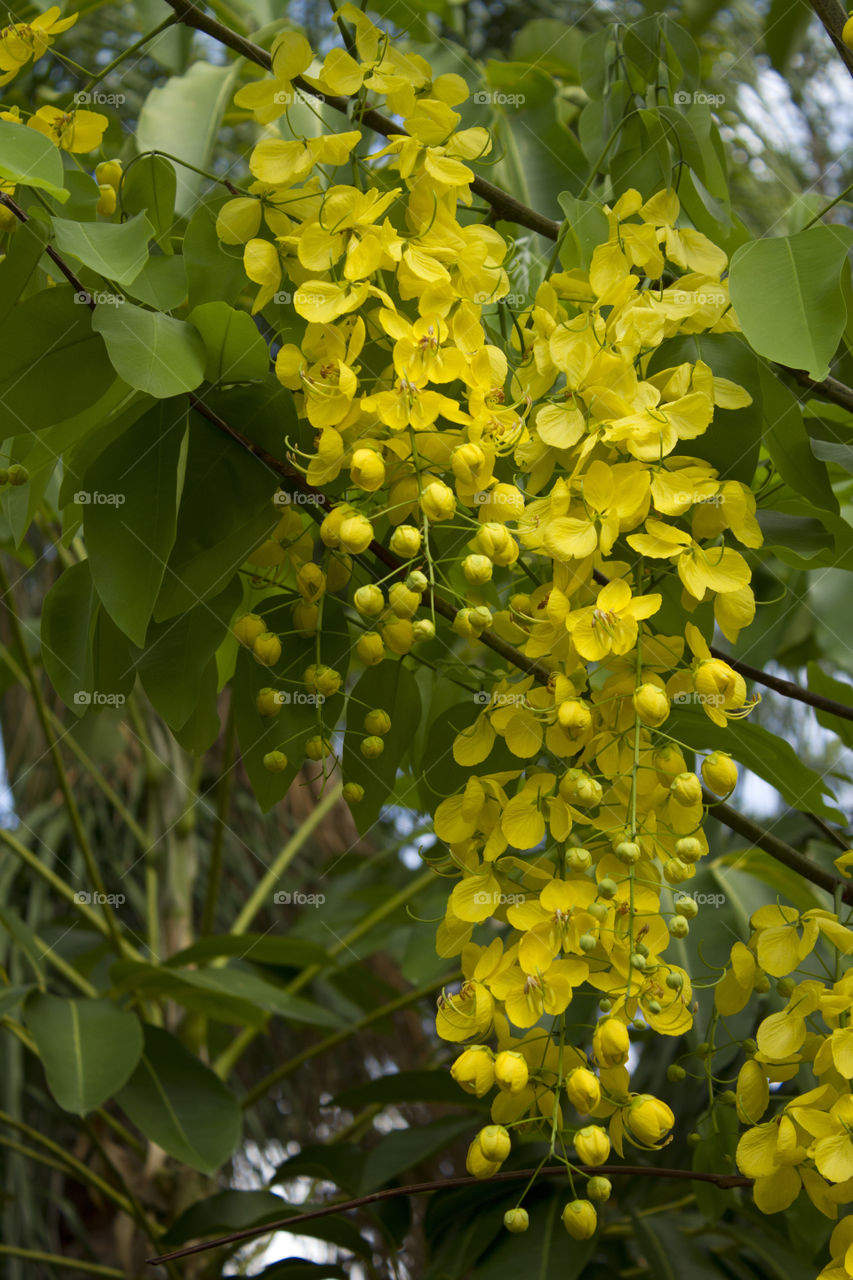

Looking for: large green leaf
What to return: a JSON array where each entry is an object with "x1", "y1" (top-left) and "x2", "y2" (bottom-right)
[
  {"x1": 0, "y1": 289, "x2": 114, "y2": 435},
  {"x1": 358, "y1": 1115, "x2": 474, "y2": 1193},
  {"x1": 134, "y1": 578, "x2": 240, "y2": 730},
  {"x1": 342, "y1": 660, "x2": 422, "y2": 835},
  {"x1": 188, "y1": 301, "x2": 269, "y2": 383},
  {"x1": 51, "y1": 212, "x2": 153, "y2": 287},
  {"x1": 82, "y1": 399, "x2": 187, "y2": 645},
  {"x1": 40, "y1": 559, "x2": 97, "y2": 715},
  {"x1": 92, "y1": 301, "x2": 206, "y2": 398},
  {"x1": 475, "y1": 1183, "x2": 597, "y2": 1280},
  {"x1": 154, "y1": 384, "x2": 289, "y2": 618},
  {"x1": 121, "y1": 153, "x2": 177, "y2": 252},
  {"x1": 136, "y1": 62, "x2": 238, "y2": 216},
  {"x1": 759, "y1": 368, "x2": 838, "y2": 512},
  {"x1": 110, "y1": 960, "x2": 346, "y2": 1029},
  {"x1": 24, "y1": 994, "x2": 143, "y2": 1116},
  {"x1": 165, "y1": 934, "x2": 328, "y2": 969},
  {"x1": 0, "y1": 121, "x2": 68, "y2": 200},
  {"x1": 729, "y1": 226, "x2": 853, "y2": 380},
  {"x1": 0, "y1": 215, "x2": 50, "y2": 325},
  {"x1": 116, "y1": 1024, "x2": 241, "y2": 1175},
  {"x1": 808, "y1": 663, "x2": 853, "y2": 750},
  {"x1": 184, "y1": 202, "x2": 248, "y2": 307}
]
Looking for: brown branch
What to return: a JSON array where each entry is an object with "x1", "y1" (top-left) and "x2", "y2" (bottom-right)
[
  {"x1": 808, "y1": 0, "x2": 853, "y2": 81},
  {"x1": 0, "y1": 192, "x2": 95, "y2": 306},
  {"x1": 148, "y1": 1162, "x2": 751, "y2": 1265},
  {"x1": 709, "y1": 645, "x2": 853, "y2": 723},
  {"x1": 791, "y1": 368, "x2": 853, "y2": 415}
]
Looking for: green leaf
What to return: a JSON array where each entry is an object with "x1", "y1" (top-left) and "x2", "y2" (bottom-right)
[
  {"x1": 188, "y1": 302, "x2": 269, "y2": 383},
  {"x1": 807, "y1": 663, "x2": 853, "y2": 751},
  {"x1": 712, "y1": 848, "x2": 829, "y2": 918},
  {"x1": 51, "y1": 213, "x2": 153, "y2": 287},
  {"x1": 154, "y1": 384, "x2": 289, "y2": 618},
  {"x1": 0, "y1": 907, "x2": 46, "y2": 982},
  {"x1": 135, "y1": 579, "x2": 240, "y2": 730},
  {"x1": 92, "y1": 301, "x2": 206, "y2": 398},
  {"x1": 475, "y1": 1184, "x2": 596, "y2": 1280},
  {"x1": 24, "y1": 994, "x2": 143, "y2": 1116},
  {"x1": 759, "y1": 368, "x2": 838, "y2": 512},
  {"x1": 757, "y1": 509, "x2": 834, "y2": 563},
  {"x1": 121, "y1": 154, "x2": 177, "y2": 252},
  {"x1": 0, "y1": 289, "x2": 114, "y2": 435},
  {"x1": 809, "y1": 435, "x2": 853, "y2": 473},
  {"x1": 136, "y1": 63, "x2": 238, "y2": 217},
  {"x1": 729, "y1": 226, "x2": 853, "y2": 380},
  {"x1": 0, "y1": 121, "x2": 68, "y2": 200},
  {"x1": 125, "y1": 255, "x2": 187, "y2": 311},
  {"x1": 165, "y1": 934, "x2": 328, "y2": 969},
  {"x1": 110, "y1": 960, "x2": 346, "y2": 1029},
  {"x1": 82, "y1": 399, "x2": 187, "y2": 645},
  {"x1": 334, "y1": 1070, "x2": 481, "y2": 1110},
  {"x1": 40, "y1": 559, "x2": 97, "y2": 714},
  {"x1": 342, "y1": 661, "x2": 421, "y2": 835},
  {"x1": 668, "y1": 703, "x2": 842, "y2": 821},
  {"x1": 630, "y1": 1212, "x2": 678, "y2": 1280},
  {"x1": 511, "y1": 19, "x2": 582, "y2": 76},
  {"x1": 359, "y1": 1116, "x2": 474, "y2": 1194},
  {"x1": 0, "y1": 984, "x2": 34, "y2": 1018},
  {"x1": 159, "y1": 1190, "x2": 372, "y2": 1259},
  {"x1": 557, "y1": 193, "x2": 610, "y2": 272},
  {"x1": 691, "y1": 1106, "x2": 739, "y2": 1222},
  {"x1": 116, "y1": 1024, "x2": 241, "y2": 1175},
  {"x1": 765, "y1": 0, "x2": 813, "y2": 72},
  {"x1": 184, "y1": 202, "x2": 248, "y2": 307},
  {"x1": 0, "y1": 216, "x2": 50, "y2": 325}
]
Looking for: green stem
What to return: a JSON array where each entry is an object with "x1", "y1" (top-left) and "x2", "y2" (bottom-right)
[
  {"x1": 0, "y1": 1111, "x2": 135, "y2": 1217},
  {"x1": 72, "y1": 14, "x2": 178, "y2": 101},
  {"x1": 0, "y1": 828, "x2": 115, "y2": 948},
  {"x1": 0, "y1": 1247, "x2": 124, "y2": 1278}
]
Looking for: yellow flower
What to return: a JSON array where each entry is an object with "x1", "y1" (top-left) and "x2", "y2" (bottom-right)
[
  {"x1": 624, "y1": 1094, "x2": 674, "y2": 1148},
  {"x1": 566, "y1": 579, "x2": 661, "y2": 661},
  {"x1": 0, "y1": 7, "x2": 77, "y2": 82},
  {"x1": 592, "y1": 1018, "x2": 630, "y2": 1068},
  {"x1": 28, "y1": 105, "x2": 107, "y2": 153},
  {"x1": 561, "y1": 1200, "x2": 597, "y2": 1240},
  {"x1": 575, "y1": 1124, "x2": 610, "y2": 1165}
]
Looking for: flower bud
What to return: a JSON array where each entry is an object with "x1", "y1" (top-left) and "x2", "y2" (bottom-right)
[
  {"x1": 326, "y1": 552, "x2": 352, "y2": 591},
  {"x1": 406, "y1": 570, "x2": 429, "y2": 594},
  {"x1": 383, "y1": 618, "x2": 414, "y2": 654},
  {"x1": 633, "y1": 682, "x2": 670, "y2": 727},
  {"x1": 292, "y1": 602, "x2": 319, "y2": 636},
  {"x1": 253, "y1": 631, "x2": 282, "y2": 666},
  {"x1": 263, "y1": 750, "x2": 288, "y2": 772},
  {"x1": 654, "y1": 743, "x2": 687, "y2": 784},
  {"x1": 320, "y1": 504, "x2": 354, "y2": 548},
  {"x1": 575, "y1": 1125, "x2": 610, "y2": 1166},
  {"x1": 701, "y1": 751, "x2": 738, "y2": 796},
  {"x1": 256, "y1": 687, "x2": 283, "y2": 717},
  {"x1": 357, "y1": 632, "x2": 385, "y2": 665},
  {"x1": 663, "y1": 858, "x2": 691, "y2": 885},
  {"x1": 421, "y1": 480, "x2": 456, "y2": 521},
  {"x1": 561, "y1": 1200, "x2": 597, "y2": 1240},
  {"x1": 503, "y1": 1207, "x2": 529, "y2": 1233},
  {"x1": 463, "y1": 554, "x2": 493, "y2": 584},
  {"x1": 598, "y1": 879, "x2": 617, "y2": 900},
  {"x1": 675, "y1": 895, "x2": 698, "y2": 919},
  {"x1": 586, "y1": 1176, "x2": 611, "y2": 1202},
  {"x1": 614, "y1": 840, "x2": 641, "y2": 865},
  {"x1": 364, "y1": 708, "x2": 391, "y2": 735},
  {"x1": 354, "y1": 584, "x2": 384, "y2": 617},
  {"x1": 342, "y1": 782, "x2": 364, "y2": 805},
  {"x1": 350, "y1": 448, "x2": 385, "y2": 492},
  {"x1": 305, "y1": 736, "x2": 333, "y2": 761},
  {"x1": 566, "y1": 1067, "x2": 601, "y2": 1113},
  {"x1": 670, "y1": 772, "x2": 703, "y2": 806},
  {"x1": 625, "y1": 1095, "x2": 674, "y2": 1147},
  {"x1": 666, "y1": 972, "x2": 684, "y2": 991},
  {"x1": 567, "y1": 847, "x2": 591, "y2": 873},
  {"x1": 361, "y1": 735, "x2": 384, "y2": 759},
  {"x1": 451, "y1": 1046, "x2": 495, "y2": 1097},
  {"x1": 675, "y1": 836, "x2": 703, "y2": 863},
  {"x1": 465, "y1": 1137, "x2": 500, "y2": 1179},
  {"x1": 95, "y1": 159, "x2": 123, "y2": 189},
  {"x1": 592, "y1": 1019, "x2": 630, "y2": 1068},
  {"x1": 451, "y1": 442, "x2": 487, "y2": 486},
  {"x1": 669, "y1": 915, "x2": 689, "y2": 939},
  {"x1": 559, "y1": 770, "x2": 602, "y2": 807},
  {"x1": 96, "y1": 183, "x2": 116, "y2": 216},
  {"x1": 667, "y1": 1064, "x2": 686, "y2": 1082},
  {"x1": 389, "y1": 524, "x2": 421, "y2": 557},
  {"x1": 315, "y1": 666, "x2": 342, "y2": 698},
  {"x1": 477, "y1": 1124, "x2": 511, "y2": 1163},
  {"x1": 472, "y1": 521, "x2": 518, "y2": 565},
  {"x1": 339, "y1": 513, "x2": 374, "y2": 555},
  {"x1": 233, "y1": 613, "x2": 265, "y2": 647},
  {"x1": 694, "y1": 658, "x2": 746, "y2": 712},
  {"x1": 389, "y1": 582, "x2": 421, "y2": 618},
  {"x1": 296, "y1": 562, "x2": 326, "y2": 601},
  {"x1": 494, "y1": 1050, "x2": 528, "y2": 1094},
  {"x1": 557, "y1": 699, "x2": 592, "y2": 737},
  {"x1": 412, "y1": 618, "x2": 435, "y2": 642}
]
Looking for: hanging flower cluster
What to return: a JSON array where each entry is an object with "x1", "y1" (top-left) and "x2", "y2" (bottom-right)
[{"x1": 214, "y1": 7, "x2": 780, "y2": 1240}]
